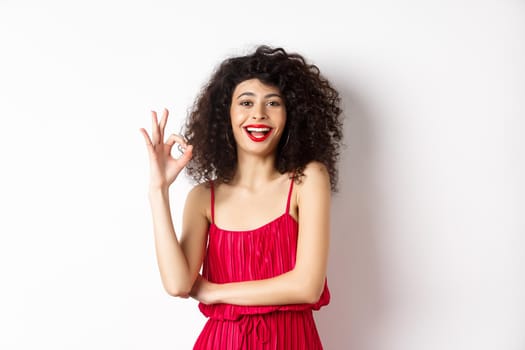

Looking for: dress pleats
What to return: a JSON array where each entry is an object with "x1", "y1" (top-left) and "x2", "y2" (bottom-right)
[
  {"x1": 194, "y1": 310, "x2": 323, "y2": 350},
  {"x1": 194, "y1": 180, "x2": 330, "y2": 349}
]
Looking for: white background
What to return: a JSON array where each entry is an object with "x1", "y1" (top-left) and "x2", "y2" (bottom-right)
[{"x1": 1, "y1": 0, "x2": 523, "y2": 349}]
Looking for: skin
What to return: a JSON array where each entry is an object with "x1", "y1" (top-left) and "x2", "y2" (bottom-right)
[
  {"x1": 139, "y1": 78, "x2": 331, "y2": 306},
  {"x1": 230, "y1": 78, "x2": 286, "y2": 159}
]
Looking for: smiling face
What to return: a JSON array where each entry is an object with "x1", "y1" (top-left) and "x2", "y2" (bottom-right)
[{"x1": 230, "y1": 78, "x2": 286, "y2": 157}]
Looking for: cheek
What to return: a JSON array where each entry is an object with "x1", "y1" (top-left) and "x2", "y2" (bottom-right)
[
  {"x1": 230, "y1": 116, "x2": 242, "y2": 131},
  {"x1": 230, "y1": 107, "x2": 244, "y2": 125},
  {"x1": 278, "y1": 113, "x2": 287, "y2": 129}
]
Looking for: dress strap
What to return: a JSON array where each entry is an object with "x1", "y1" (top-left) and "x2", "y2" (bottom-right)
[
  {"x1": 285, "y1": 176, "x2": 294, "y2": 215},
  {"x1": 209, "y1": 181, "x2": 215, "y2": 224}
]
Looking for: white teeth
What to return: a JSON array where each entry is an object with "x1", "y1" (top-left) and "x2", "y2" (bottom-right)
[{"x1": 246, "y1": 127, "x2": 270, "y2": 132}]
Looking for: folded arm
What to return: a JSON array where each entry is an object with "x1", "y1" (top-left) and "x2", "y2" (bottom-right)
[{"x1": 191, "y1": 162, "x2": 331, "y2": 306}]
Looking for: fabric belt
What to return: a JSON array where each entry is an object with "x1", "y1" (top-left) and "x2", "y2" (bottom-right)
[{"x1": 238, "y1": 314, "x2": 269, "y2": 349}]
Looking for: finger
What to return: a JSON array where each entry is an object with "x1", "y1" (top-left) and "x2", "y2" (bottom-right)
[
  {"x1": 165, "y1": 134, "x2": 189, "y2": 155},
  {"x1": 165, "y1": 133, "x2": 188, "y2": 147},
  {"x1": 139, "y1": 128, "x2": 154, "y2": 153},
  {"x1": 151, "y1": 111, "x2": 161, "y2": 144},
  {"x1": 178, "y1": 144, "x2": 193, "y2": 166},
  {"x1": 158, "y1": 108, "x2": 169, "y2": 142}
]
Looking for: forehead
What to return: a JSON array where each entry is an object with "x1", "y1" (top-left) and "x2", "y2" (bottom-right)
[{"x1": 232, "y1": 78, "x2": 281, "y2": 97}]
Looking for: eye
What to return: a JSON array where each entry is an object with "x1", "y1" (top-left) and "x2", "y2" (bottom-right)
[
  {"x1": 267, "y1": 100, "x2": 281, "y2": 106},
  {"x1": 239, "y1": 100, "x2": 253, "y2": 107}
]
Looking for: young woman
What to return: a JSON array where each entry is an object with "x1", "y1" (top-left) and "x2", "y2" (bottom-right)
[{"x1": 140, "y1": 45, "x2": 343, "y2": 349}]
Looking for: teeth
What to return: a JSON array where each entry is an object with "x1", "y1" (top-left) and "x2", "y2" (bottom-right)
[{"x1": 246, "y1": 127, "x2": 270, "y2": 132}]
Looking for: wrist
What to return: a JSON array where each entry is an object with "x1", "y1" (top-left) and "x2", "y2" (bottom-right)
[
  {"x1": 209, "y1": 282, "x2": 223, "y2": 304},
  {"x1": 200, "y1": 281, "x2": 222, "y2": 305},
  {"x1": 148, "y1": 185, "x2": 169, "y2": 195}
]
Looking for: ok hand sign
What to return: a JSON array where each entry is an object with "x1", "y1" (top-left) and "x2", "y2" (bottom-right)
[{"x1": 139, "y1": 109, "x2": 193, "y2": 190}]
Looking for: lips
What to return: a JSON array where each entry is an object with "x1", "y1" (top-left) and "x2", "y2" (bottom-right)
[{"x1": 243, "y1": 124, "x2": 273, "y2": 142}]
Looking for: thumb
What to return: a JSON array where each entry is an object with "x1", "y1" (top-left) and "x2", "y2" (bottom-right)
[
  {"x1": 165, "y1": 133, "x2": 188, "y2": 154},
  {"x1": 179, "y1": 145, "x2": 193, "y2": 165}
]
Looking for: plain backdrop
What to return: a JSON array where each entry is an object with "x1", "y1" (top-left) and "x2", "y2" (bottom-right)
[{"x1": 0, "y1": 1, "x2": 523, "y2": 349}]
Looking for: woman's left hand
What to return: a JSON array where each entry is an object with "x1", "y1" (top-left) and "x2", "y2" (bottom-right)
[{"x1": 190, "y1": 275, "x2": 217, "y2": 305}]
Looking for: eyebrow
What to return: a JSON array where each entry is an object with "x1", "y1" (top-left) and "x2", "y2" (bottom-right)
[{"x1": 236, "y1": 92, "x2": 283, "y2": 99}]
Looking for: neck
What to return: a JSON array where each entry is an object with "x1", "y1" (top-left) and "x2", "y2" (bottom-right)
[{"x1": 232, "y1": 152, "x2": 280, "y2": 189}]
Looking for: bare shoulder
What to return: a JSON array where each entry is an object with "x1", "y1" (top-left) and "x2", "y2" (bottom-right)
[
  {"x1": 299, "y1": 161, "x2": 330, "y2": 188},
  {"x1": 184, "y1": 182, "x2": 212, "y2": 222},
  {"x1": 187, "y1": 182, "x2": 210, "y2": 198},
  {"x1": 295, "y1": 161, "x2": 331, "y2": 204},
  {"x1": 303, "y1": 161, "x2": 329, "y2": 178}
]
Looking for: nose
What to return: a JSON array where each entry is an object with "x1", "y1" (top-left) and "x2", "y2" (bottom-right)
[
  {"x1": 252, "y1": 103, "x2": 268, "y2": 120},
  {"x1": 251, "y1": 104, "x2": 267, "y2": 120}
]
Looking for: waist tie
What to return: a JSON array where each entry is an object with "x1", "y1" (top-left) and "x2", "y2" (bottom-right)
[{"x1": 238, "y1": 314, "x2": 269, "y2": 349}]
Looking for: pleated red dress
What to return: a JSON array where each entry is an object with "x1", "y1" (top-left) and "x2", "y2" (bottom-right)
[{"x1": 194, "y1": 179, "x2": 330, "y2": 349}]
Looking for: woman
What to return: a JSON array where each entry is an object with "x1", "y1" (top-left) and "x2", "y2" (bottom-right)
[{"x1": 140, "y1": 45, "x2": 343, "y2": 349}]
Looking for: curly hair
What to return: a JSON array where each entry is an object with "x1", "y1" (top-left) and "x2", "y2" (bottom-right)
[{"x1": 183, "y1": 45, "x2": 343, "y2": 191}]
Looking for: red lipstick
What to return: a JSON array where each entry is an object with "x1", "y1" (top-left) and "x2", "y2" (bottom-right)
[{"x1": 243, "y1": 124, "x2": 273, "y2": 142}]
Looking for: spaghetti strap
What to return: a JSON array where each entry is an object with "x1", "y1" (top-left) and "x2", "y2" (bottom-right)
[
  {"x1": 196, "y1": 173, "x2": 330, "y2": 349},
  {"x1": 209, "y1": 181, "x2": 215, "y2": 224},
  {"x1": 285, "y1": 176, "x2": 294, "y2": 215}
]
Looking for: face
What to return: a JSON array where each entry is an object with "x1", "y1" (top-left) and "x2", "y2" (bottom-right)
[{"x1": 229, "y1": 79, "x2": 286, "y2": 156}]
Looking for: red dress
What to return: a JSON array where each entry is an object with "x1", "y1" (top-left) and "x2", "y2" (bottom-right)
[{"x1": 194, "y1": 179, "x2": 330, "y2": 349}]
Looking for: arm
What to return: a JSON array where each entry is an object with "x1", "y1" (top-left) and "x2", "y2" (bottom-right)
[
  {"x1": 140, "y1": 109, "x2": 208, "y2": 297},
  {"x1": 149, "y1": 184, "x2": 208, "y2": 297},
  {"x1": 191, "y1": 161, "x2": 331, "y2": 305}
]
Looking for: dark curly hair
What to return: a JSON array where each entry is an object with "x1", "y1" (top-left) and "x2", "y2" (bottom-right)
[{"x1": 183, "y1": 45, "x2": 343, "y2": 191}]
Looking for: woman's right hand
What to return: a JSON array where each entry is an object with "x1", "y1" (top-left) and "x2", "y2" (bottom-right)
[{"x1": 139, "y1": 109, "x2": 193, "y2": 190}]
